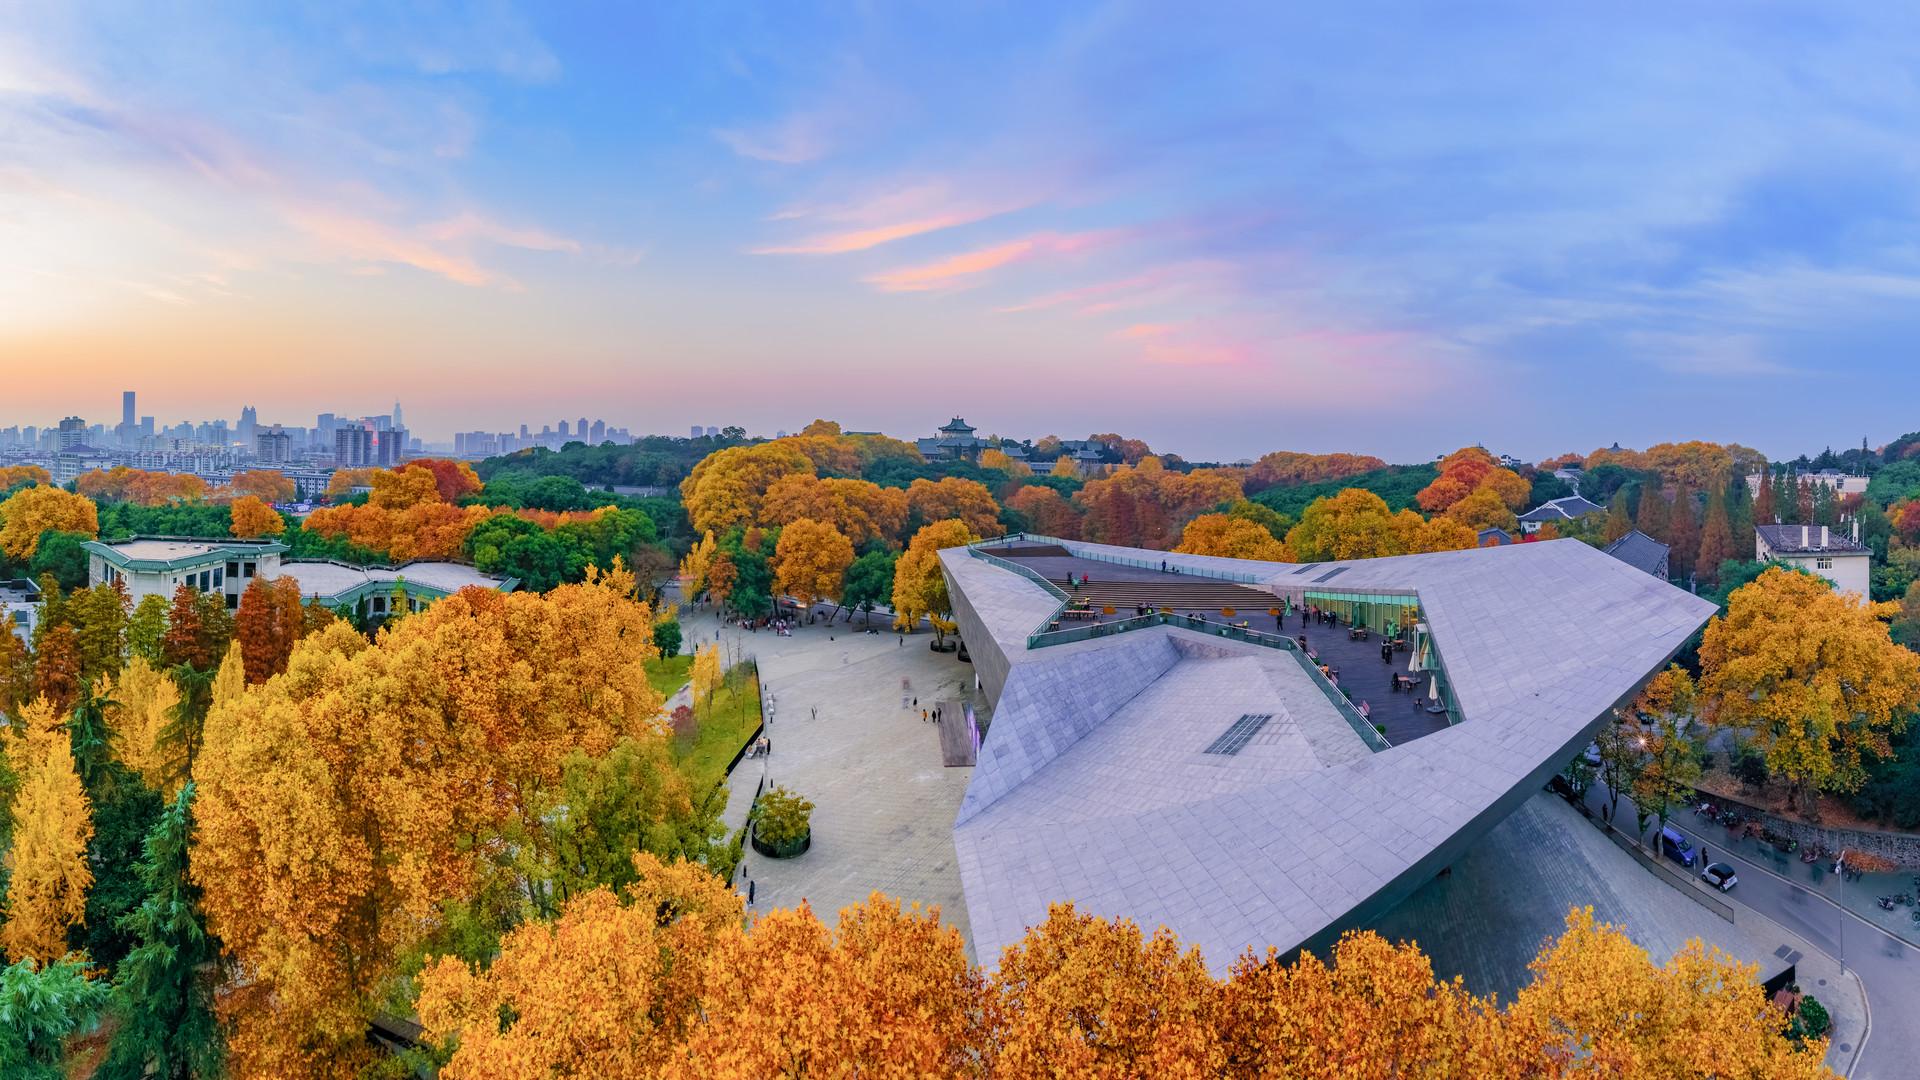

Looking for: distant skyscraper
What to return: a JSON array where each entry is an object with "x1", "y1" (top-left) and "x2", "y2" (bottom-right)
[
  {"x1": 121, "y1": 391, "x2": 135, "y2": 430},
  {"x1": 705, "y1": 426, "x2": 719, "y2": 437},
  {"x1": 590, "y1": 419, "x2": 605, "y2": 444},
  {"x1": 558, "y1": 420, "x2": 570, "y2": 438},
  {"x1": 519, "y1": 424, "x2": 530, "y2": 440},
  {"x1": 57, "y1": 416, "x2": 86, "y2": 449},
  {"x1": 256, "y1": 426, "x2": 292, "y2": 464},
  {"x1": 691, "y1": 425, "x2": 703, "y2": 438},
  {"x1": 392, "y1": 401, "x2": 405, "y2": 430},
  {"x1": 578, "y1": 416, "x2": 588, "y2": 438},
  {"x1": 334, "y1": 426, "x2": 374, "y2": 467}
]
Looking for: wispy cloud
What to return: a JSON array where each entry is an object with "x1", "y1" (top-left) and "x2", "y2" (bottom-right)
[
  {"x1": 715, "y1": 111, "x2": 834, "y2": 164},
  {"x1": 864, "y1": 229, "x2": 1120, "y2": 293},
  {"x1": 754, "y1": 211, "x2": 996, "y2": 255}
]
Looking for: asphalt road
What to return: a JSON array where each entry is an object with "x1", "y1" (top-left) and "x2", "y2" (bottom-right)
[{"x1": 1586, "y1": 783, "x2": 1918, "y2": 1080}]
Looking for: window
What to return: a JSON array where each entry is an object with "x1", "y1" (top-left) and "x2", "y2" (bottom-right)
[
  {"x1": 213, "y1": 568, "x2": 224, "y2": 588},
  {"x1": 226, "y1": 593, "x2": 238, "y2": 610},
  {"x1": 244, "y1": 561, "x2": 255, "y2": 578},
  {"x1": 227, "y1": 561, "x2": 239, "y2": 577},
  {"x1": 1817, "y1": 557, "x2": 1834, "y2": 570}
]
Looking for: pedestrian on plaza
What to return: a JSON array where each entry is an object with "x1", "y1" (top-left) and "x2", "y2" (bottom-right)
[
  {"x1": 922, "y1": 709, "x2": 929, "y2": 722},
  {"x1": 811, "y1": 706, "x2": 818, "y2": 721},
  {"x1": 913, "y1": 697, "x2": 918, "y2": 707},
  {"x1": 748, "y1": 879, "x2": 756, "y2": 904}
]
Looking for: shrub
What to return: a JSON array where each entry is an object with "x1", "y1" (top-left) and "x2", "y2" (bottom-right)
[
  {"x1": 1794, "y1": 995, "x2": 1831, "y2": 1041},
  {"x1": 1735, "y1": 751, "x2": 1769, "y2": 789},
  {"x1": 754, "y1": 785, "x2": 814, "y2": 849}
]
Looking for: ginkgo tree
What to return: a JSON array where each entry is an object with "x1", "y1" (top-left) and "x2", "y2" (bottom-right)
[{"x1": 892, "y1": 519, "x2": 979, "y2": 642}]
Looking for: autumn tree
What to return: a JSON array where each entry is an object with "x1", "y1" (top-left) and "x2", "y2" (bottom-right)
[
  {"x1": 1754, "y1": 468, "x2": 1777, "y2": 525},
  {"x1": 980, "y1": 448, "x2": 1033, "y2": 478},
  {"x1": 100, "y1": 783, "x2": 224, "y2": 1080},
  {"x1": 1635, "y1": 482, "x2": 1669, "y2": 539},
  {"x1": 0, "y1": 463, "x2": 51, "y2": 489},
  {"x1": 1444, "y1": 485, "x2": 1518, "y2": 533},
  {"x1": 1, "y1": 698, "x2": 95, "y2": 964},
  {"x1": 993, "y1": 903, "x2": 1221, "y2": 1076},
  {"x1": 1284, "y1": 489, "x2": 1475, "y2": 562},
  {"x1": 1699, "y1": 567, "x2": 1920, "y2": 814},
  {"x1": 1667, "y1": 486, "x2": 1699, "y2": 581},
  {"x1": 1513, "y1": 907, "x2": 1828, "y2": 1077},
  {"x1": 1075, "y1": 458, "x2": 1242, "y2": 549},
  {"x1": 227, "y1": 494, "x2": 285, "y2": 538},
  {"x1": 1696, "y1": 488, "x2": 1736, "y2": 585},
  {"x1": 690, "y1": 642, "x2": 723, "y2": 719},
  {"x1": 906, "y1": 476, "x2": 1003, "y2": 537},
  {"x1": 235, "y1": 575, "x2": 306, "y2": 683},
  {"x1": 419, "y1": 853, "x2": 745, "y2": 1079},
  {"x1": 678, "y1": 531, "x2": 716, "y2": 597},
  {"x1": 77, "y1": 467, "x2": 208, "y2": 506},
  {"x1": 680, "y1": 442, "x2": 815, "y2": 535},
  {"x1": 1049, "y1": 456, "x2": 1079, "y2": 479},
  {"x1": 761, "y1": 474, "x2": 909, "y2": 547},
  {"x1": 193, "y1": 565, "x2": 672, "y2": 1074},
  {"x1": 1627, "y1": 665, "x2": 1702, "y2": 849},
  {"x1": 69, "y1": 580, "x2": 130, "y2": 687},
  {"x1": 1006, "y1": 485, "x2": 1083, "y2": 539},
  {"x1": 108, "y1": 658, "x2": 184, "y2": 797},
  {"x1": 0, "y1": 617, "x2": 28, "y2": 719},
  {"x1": 893, "y1": 519, "x2": 978, "y2": 638},
  {"x1": 1174, "y1": 514, "x2": 1289, "y2": 561},
  {"x1": 221, "y1": 468, "x2": 297, "y2": 504},
  {"x1": 669, "y1": 894, "x2": 990, "y2": 1079},
  {"x1": 707, "y1": 553, "x2": 739, "y2": 610},
  {"x1": 31, "y1": 620, "x2": 81, "y2": 713},
  {"x1": 1245, "y1": 451, "x2": 1386, "y2": 493},
  {"x1": 126, "y1": 594, "x2": 168, "y2": 665},
  {"x1": 774, "y1": 518, "x2": 855, "y2": 612},
  {"x1": 0, "y1": 485, "x2": 98, "y2": 560}
]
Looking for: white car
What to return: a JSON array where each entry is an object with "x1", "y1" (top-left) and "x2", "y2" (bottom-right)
[{"x1": 1701, "y1": 862, "x2": 1738, "y2": 891}]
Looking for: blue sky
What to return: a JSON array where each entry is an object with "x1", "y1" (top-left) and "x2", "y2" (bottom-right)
[{"x1": 4, "y1": 2, "x2": 1918, "y2": 461}]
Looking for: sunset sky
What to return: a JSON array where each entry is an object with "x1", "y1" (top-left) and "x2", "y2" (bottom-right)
[{"x1": 5, "y1": 4, "x2": 1920, "y2": 460}]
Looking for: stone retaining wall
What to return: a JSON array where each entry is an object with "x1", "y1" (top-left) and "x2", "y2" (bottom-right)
[{"x1": 1703, "y1": 788, "x2": 1920, "y2": 868}]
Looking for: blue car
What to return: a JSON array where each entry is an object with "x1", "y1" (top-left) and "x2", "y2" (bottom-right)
[{"x1": 1660, "y1": 826, "x2": 1696, "y2": 868}]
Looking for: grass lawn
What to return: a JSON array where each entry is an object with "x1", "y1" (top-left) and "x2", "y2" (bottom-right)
[
  {"x1": 646, "y1": 654, "x2": 694, "y2": 701},
  {"x1": 675, "y1": 670, "x2": 763, "y2": 791}
]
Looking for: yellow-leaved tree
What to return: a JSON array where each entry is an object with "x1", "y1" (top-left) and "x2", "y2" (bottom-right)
[
  {"x1": 892, "y1": 519, "x2": 979, "y2": 639},
  {"x1": 192, "y1": 564, "x2": 668, "y2": 1075},
  {"x1": 679, "y1": 531, "x2": 716, "y2": 598},
  {"x1": 1, "y1": 697, "x2": 95, "y2": 964},
  {"x1": 980, "y1": 447, "x2": 1033, "y2": 478},
  {"x1": 418, "y1": 853, "x2": 744, "y2": 1080},
  {"x1": 1699, "y1": 566, "x2": 1920, "y2": 814},
  {"x1": 1174, "y1": 513, "x2": 1290, "y2": 561},
  {"x1": 760, "y1": 475, "x2": 909, "y2": 547},
  {"x1": 690, "y1": 642, "x2": 723, "y2": 718},
  {"x1": 0, "y1": 484, "x2": 99, "y2": 559},
  {"x1": 108, "y1": 656, "x2": 185, "y2": 796},
  {"x1": 679, "y1": 443, "x2": 815, "y2": 535},
  {"x1": 774, "y1": 518, "x2": 855, "y2": 612}
]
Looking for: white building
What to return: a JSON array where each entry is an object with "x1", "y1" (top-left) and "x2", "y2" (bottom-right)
[
  {"x1": 1755, "y1": 524, "x2": 1871, "y2": 597},
  {"x1": 85, "y1": 537, "x2": 516, "y2": 614},
  {"x1": 1, "y1": 578, "x2": 40, "y2": 642},
  {"x1": 1746, "y1": 469, "x2": 1869, "y2": 498}
]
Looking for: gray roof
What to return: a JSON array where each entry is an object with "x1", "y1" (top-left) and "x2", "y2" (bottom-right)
[
  {"x1": 1755, "y1": 523, "x2": 1868, "y2": 556},
  {"x1": 1602, "y1": 529, "x2": 1670, "y2": 577},
  {"x1": 1477, "y1": 526, "x2": 1514, "y2": 546},
  {"x1": 1516, "y1": 494, "x2": 1606, "y2": 523},
  {"x1": 944, "y1": 536, "x2": 1714, "y2": 972}
]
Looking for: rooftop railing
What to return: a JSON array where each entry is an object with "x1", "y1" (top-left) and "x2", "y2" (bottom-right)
[{"x1": 964, "y1": 535, "x2": 1394, "y2": 752}]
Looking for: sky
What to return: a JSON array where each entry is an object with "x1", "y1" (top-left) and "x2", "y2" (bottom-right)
[{"x1": 4, "y1": 2, "x2": 1920, "y2": 462}]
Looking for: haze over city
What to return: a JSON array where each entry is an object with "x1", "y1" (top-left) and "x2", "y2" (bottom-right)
[{"x1": 8, "y1": 5, "x2": 1920, "y2": 459}]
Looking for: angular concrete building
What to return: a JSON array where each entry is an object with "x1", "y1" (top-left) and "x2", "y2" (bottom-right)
[{"x1": 942, "y1": 535, "x2": 1715, "y2": 971}]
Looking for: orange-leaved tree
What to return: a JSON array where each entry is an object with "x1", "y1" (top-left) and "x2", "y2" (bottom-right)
[
  {"x1": 1245, "y1": 450, "x2": 1386, "y2": 493},
  {"x1": 235, "y1": 574, "x2": 307, "y2": 683},
  {"x1": 774, "y1": 518, "x2": 856, "y2": 612},
  {"x1": 761, "y1": 474, "x2": 909, "y2": 547},
  {"x1": 1174, "y1": 513, "x2": 1289, "y2": 561},
  {"x1": 77, "y1": 465, "x2": 209, "y2": 506},
  {"x1": 906, "y1": 477, "x2": 1002, "y2": 537},
  {"x1": 228, "y1": 494, "x2": 286, "y2": 538},
  {"x1": 680, "y1": 442, "x2": 815, "y2": 535},
  {"x1": 1007, "y1": 485, "x2": 1084, "y2": 539},
  {"x1": 222, "y1": 468, "x2": 297, "y2": 503}
]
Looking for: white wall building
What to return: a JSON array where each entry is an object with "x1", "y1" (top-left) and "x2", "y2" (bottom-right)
[
  {"x1": 1755, "y1": 523, "x2": 1871, "y2": 597},
  {"x1": 85, "y1": 537, "x2": 517, "y2": 614}
]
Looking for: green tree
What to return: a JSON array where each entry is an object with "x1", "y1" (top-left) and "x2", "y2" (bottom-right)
[
  {"x1": 0, "y1": 954, "x2": 111, "y2": 1080},
  {"x1": 126, "y1": 594, "x2": 169, "y2": 666},
  {"x1": 842, "y1": 549, "x2": 899, "y2": 626},
  {"x1": 26, "y1": 531, "x2": 90, "y2": 591},
  {"x1": 653, "y1": 619, "x2": 683, "y2": 659},
  {"x1": 100, "y1": 784, "x2": 224, "y2": 1080}
]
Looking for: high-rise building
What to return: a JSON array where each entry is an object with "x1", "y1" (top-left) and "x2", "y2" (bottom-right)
[
  {"x1": 121, "y1": 391, "x2": 136, "y2": 435},
  {"x1": 140, "y1": 416, "x2": 154, "y2": 438},
  {"x1": 577, "y1": 416, "x2": 588, "y2": 439},
  {"x1": 519, "y1": 424, "x2": 530, "y2": 440},
  {"x1": 392, "y1": 401, "x2": 405, "y2": 430},
  {"x1": 57, "y1": 416, "x2": 86, "y2": 449},
  {"x1": 705, "y1": 425, "x2": 719, "y2": 438},
  {"x1": 256, "y1": 426, "x2": 292, "y2": 463},
  {"x1": 373, "y1": 428, "x2": 406, "y2": 466},
  {"x1": 334, "y1": 425, "x2": 374, "y2": 467},
  {"x1": 691, "y1": 425, "x2": 703, "y2": 438},
  {"x1": 590, "y1": 419, "x2": 605, "y2": 444}
]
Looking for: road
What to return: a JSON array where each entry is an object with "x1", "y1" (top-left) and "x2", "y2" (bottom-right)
[{"x1": 1585, "y1": 782, "x2": 1919, "y2": 1080}]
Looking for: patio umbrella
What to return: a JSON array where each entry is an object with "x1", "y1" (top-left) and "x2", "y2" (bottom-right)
[
  {"x1": 1426, "y1": 675, "x2": 1440, "y2": 702},
  {"x1": 1409, "y1": 647, "x2": 1422, "y2": 673}
]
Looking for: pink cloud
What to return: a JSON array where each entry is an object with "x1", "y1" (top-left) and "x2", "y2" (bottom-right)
[
  {"x1": 426, "y1": 211, "x2": 582, "y2": 253},
  {"x1": 865, "y1": 229, "x2": 1121, "y2": 293},
  {"x1": 756, "y1": 180, "x2": 1038, "y2": 255},
  {"x1": 714, "y1": 112, "x2": 833, "y2": 164},
  {"x1": 754, "y1": 211, "x2": 993, "y2": 255},
  {"x1": 285, "y1": 206, "x2": 496, "y2": 286}
]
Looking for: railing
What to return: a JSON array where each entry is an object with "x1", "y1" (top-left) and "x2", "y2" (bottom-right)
[{"x1": 979, "y1": 531, "x2": 1266, "y2": 584}]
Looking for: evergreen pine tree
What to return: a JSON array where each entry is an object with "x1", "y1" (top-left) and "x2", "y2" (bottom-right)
[{"x1": 99, "y1": 783, "x2": 224, "y2": 1080}]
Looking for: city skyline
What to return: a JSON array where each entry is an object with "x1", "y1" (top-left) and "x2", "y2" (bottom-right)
[{"x1": 8, "y1": 6, "x2": 1920, "y2": 460}]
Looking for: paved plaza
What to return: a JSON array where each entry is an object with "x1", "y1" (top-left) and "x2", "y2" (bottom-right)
[
  {"x1": 704, "y1": 610, "x2": 984, "y2": 956},
  {"x1": 1371, "y1": 792, "x2": 1864, "y2": 1075}
]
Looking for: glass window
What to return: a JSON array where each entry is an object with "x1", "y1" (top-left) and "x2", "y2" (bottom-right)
[
  {"x1": 226, "y1": 593, "x2": 238, "y2": 610},
  {"x1": 1817, "y1": 557, "x2": 1833, "y2": 569},
  {"x1": 244, "y1": 562, "x2": 255, "y2": 578},
  {"x1": 213, "y1": 568, "x2": 224, "y2": 588},
  {"x1": 227, "y1": 561, "x2": 239, "y2": 577}
]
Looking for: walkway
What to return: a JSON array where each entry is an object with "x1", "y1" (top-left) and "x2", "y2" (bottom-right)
[
  {"x1": 1582, "y1": 781, "x2": 1909, "y2": 1079},
  {"x1": 1373, "y1": 792, "x2": 1867, "y2": 1077},
  {"x1": 711, "y1": 610, "x2": 983, "y2": 956}
]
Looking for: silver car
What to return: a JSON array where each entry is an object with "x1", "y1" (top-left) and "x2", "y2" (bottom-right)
[{"x1": 1701, "y1": 862, "x2": 1738, "y2": 891}]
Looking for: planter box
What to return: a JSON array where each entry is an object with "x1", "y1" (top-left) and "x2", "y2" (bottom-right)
[{"x1": 751, "y1": 825, "x2": 811, "y2": 859}]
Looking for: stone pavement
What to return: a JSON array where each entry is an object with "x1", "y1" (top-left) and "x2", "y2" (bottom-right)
[
  {"x1": 1369, "y1": 793, "x2": 1864, "y2": 1075},
  {"x1": 712, "y1": 611, "x2": 984, "y2": 957}
]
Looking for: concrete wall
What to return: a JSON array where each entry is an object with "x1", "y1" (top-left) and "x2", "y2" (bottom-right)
[{"x1": 946, "y1": 560, "x2": 1013, "y2": 707}]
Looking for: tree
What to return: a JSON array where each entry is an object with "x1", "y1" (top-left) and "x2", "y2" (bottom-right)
[
  {"x1": 1635, "y1": 481, "x2": 1669, "y2": 540},
  {"x1": 227, "y1": 494, "x2": 285, "y2": 538},
  {"x1": 707, "y1": 552, "x2": 739, "y2": 610},
  {"x1": 1245, "y1": 451, "x2": 1386, "y2": 493},
  {"x1": 1696, "y1": 489, "x2": 1735, "y2": 586},
  {"x1": 0, "y1": 954, "x2": 112, "y2": 1080},
  {"x1": 993, "y1": 902, "x2": 1220, "y2": 1075},
  {"x1": 691, "y1": 643, "x2": 723, "y2": 719},
  {"x1": 1006, "y1": 485, "x2": 1083, "y2": 539},
  {"x1": 1602, "y1": 489, "x2": 1634, "y2": 544},
  {"x1": 893, "y1": 519, "x2": 978, "y2": 638},
  {"x1": 78, "y1": 467, "x2": 209, "y2": 506},
  {"x1": 980, "y1": 448, "x2": 1032, "y2": 478},
  {"x1": 418, "y1": 853, "x2": 745, "y2": 1079},
  {"x1": 235, "y1": 575, "x2": 305, "y2": 684},
  {"x1": 1755, "y1": 467, "x2": 1777, "y2": 525},
  {"x1": 841, "y1": 550, "x2": 898, "y2": 626},
  {"x1": 906, "y1": 477, "x2": 1002, "y2": 537},
  {"x1": 1667, "y1": 485, "x2": 1699, "y2": 582},
  {"x1": 1284, "y1": 489, "x2": 1475, "y2": 562},
  {"x1": 159, "y1": 585, "x2": 213, "y2": 671},
  {"x1": 221, "y1": 468, "x2": 297, "y2": 504},
  {"x1": 1, "y1": 698, "x2": 95, "y2": 964},
  {"x1": 679, "y1": 443, "x2": 814, "y2": 535},
  {"x1": 26, "y1": 530, "x2": 90, "y2": 590},
  {"x1": 99, "y1": 784, "x2": 224, "y2": 1080},
  {"x1": 653, "y1": 617, "x2": 683, "y2": 659},
  {"x1": 1444, "y1": 485, "x2": 1519, "y2": 533},
  {"x1": 1174, "y1": 514, "x2": 1289, "y2": 560},
  {"x1": 1075, "y1": 459, "x2": 1242, "y2": 549},
  {"x1": 1049, "y1": 456, "x2": 1078, "y2": 479},
  {"x1": 1627, "y1": 666, "x2": 1702, "y2": 850},
  {"x1": 761, "y1": 475, "x2": 909, "y2": 547},
  {"x1": 0, "y1": 484, "x2": 98, "y2": 560},
  {"x1": 1699, "y1": 567, "x2": 1920, "y2": 815},
  {"x1": 69, "y1": 580, "x2": 130, "y2": 688},
  {"x1": 774, "y1": 519, "x2": 856, "y2": 612},
  {"x1": 1513, "y1": 907, "x2": 1827, "y2": 1077},
  {"x1": 1595, "y1": 720, "x2": 1647, "y2": 829},
  {"x1": 126, "y1": 594, "x2": 168, "y2": 665},
  {"x1": 679, "y1": 530, "x2": 716, "y2": 598},
  {"x1": 108, "y1": 658, "x2": 184, "y2": 796},
  {"x1": 31, "y1": 620, "x2": 80, "y2": 713},
  {"x1": 0, "y1": 617, "x2": 28, "y2": 720}
]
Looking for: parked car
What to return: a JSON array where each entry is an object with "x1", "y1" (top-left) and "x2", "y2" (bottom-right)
[
  {"x1": 1660, "y1": 826, "x2": 1696, "y2": 868},
  {"x1": 1701, "y1": 862, "x2": 1738, "y2": 891},
  {"x1": 1582, "y1": 742, "x2": 1602, "y2": 767}
]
